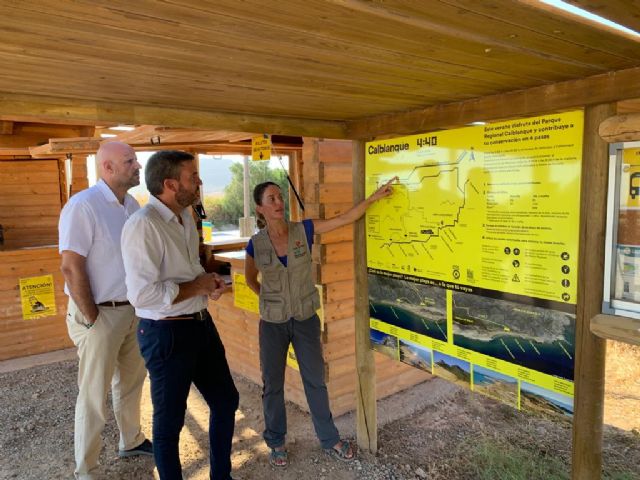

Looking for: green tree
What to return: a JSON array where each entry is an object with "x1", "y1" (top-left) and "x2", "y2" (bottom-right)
[{"x1": 203, "y1": 160, "x2": 291, "y2": 230}]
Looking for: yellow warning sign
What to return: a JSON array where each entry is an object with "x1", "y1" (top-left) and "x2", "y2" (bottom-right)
[
  {"x1": 252, "y1": 134, "x2": 272, "y2": 161},
  {"x1": 19, "y1": 274, "x2": 56, "y2": 320}
]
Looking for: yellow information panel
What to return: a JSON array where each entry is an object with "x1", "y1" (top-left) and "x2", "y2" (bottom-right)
[
  {"x1": 252, "y1": 134, "x2": 272, "y2": 161},
  {"x1": 367, "y1": 111, "x2": 582, "y2": 417},
  {"x1": 621, "y1": 147, "x2": 640, "y2": 208},
  {"x1": 19, "y1": 274, "x2": 57, "y2": 320},
  {"x1": 233, "y1": 272, "x2": 324, "y2": 371},
  {"x1": 233, "y1": 272, "x2": 259, "y2": 314}
]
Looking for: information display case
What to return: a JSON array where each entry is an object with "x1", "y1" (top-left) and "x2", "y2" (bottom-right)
[{"x1": 597, "y1": 141, "x2": 640, "y2": 345}]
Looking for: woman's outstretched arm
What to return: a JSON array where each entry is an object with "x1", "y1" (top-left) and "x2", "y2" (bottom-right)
[{"x1": 313, "y1": 176, "x2": 398, "y2": 235}]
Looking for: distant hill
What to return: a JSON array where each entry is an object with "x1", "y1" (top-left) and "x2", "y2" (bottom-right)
[
  {"x1": 128, "y1": 155, "x2": 239, "y2": 198},
  {"x1": 435, "y1": 361, "x2": 471, "y2": 382},
  {"x1": 198, "y1": 156, "x2": 236, "y2": 194}
]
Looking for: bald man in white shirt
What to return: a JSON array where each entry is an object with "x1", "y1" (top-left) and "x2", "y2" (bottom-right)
[{"x1": 59, "y1": 141, "x2": 152, "y2": 480}]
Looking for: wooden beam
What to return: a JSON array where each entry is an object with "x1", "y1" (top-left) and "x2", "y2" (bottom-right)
[
  {"x1": 599, "y1": 113, "x2": 640, "y2": 142},
  {"x1": 0, "y1": 93, "x2": 348, "y2": 139},
  {"x1": 572, "y1": 102, "x2": 615, "y2": 480},
  {"x1": 29, "y1": 137, "x2": 102, "y2": 158},
  {"x1": 0, "y1": 148, "x2": 30, "y2": 157},
  {"x1": 347, "y1": 66, "x2": 640, "y2": 138},
  {"x1": 353, "y1": 139, "x2": 377, "y2": 453},
  {"x1": 0, "y1": 120, "x2": 13, "y2": 134},
  {"x1": 590, "y1": 313, "x2": 640, "y2": 346}
]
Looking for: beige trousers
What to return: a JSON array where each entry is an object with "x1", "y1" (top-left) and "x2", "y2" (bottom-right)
[{"x1": 66, "y1": 299, "x2": 147, "y2": 480}]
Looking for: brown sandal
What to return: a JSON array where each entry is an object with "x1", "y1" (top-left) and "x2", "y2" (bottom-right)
[
  {"x1": 269, "y1": 448, "x2": 288, "y2": 468},
  {"x1": 324, "y1": 440, "x2": 356, "y2": 462}
]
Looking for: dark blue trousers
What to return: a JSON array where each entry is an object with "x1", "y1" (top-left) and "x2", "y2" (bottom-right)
[{"x1": 138, "y1": 313, "x2": 239, "y2": 480}]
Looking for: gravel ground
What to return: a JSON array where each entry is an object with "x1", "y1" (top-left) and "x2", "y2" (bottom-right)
[{"x1": 1, "y1": 353, "x2": 638, "y2": 480}]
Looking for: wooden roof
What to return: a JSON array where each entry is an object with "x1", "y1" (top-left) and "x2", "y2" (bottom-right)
[{"x1": 0, "y1": 1, "x2": 639, "y2": 137}]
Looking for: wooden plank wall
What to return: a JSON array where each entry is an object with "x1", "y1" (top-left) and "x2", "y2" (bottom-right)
[
  {"x1": 70, "y1": 154, "x2": 89, "y2": 198},
  {"x1": 0, "y1": 159, "x2": 62, "y2": 248},
  {"x1": 0, "y1": 151, "x2": 88, "y2": 360},
  {"x1": 0, "y1": 247, "x2": 71, "y2": 360},
  {"x1": 304, "y1": 138, "x2": 431, "y2": 416}
]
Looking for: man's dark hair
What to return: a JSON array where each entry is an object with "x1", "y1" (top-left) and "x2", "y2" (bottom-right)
[{"x1": 145, "y1": 150, "x2": 195, "y2": 196}]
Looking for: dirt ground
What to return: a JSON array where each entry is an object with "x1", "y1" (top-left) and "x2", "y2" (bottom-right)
[{"x1": 0, "y1": 340, "x2": 638, "y2": 480}]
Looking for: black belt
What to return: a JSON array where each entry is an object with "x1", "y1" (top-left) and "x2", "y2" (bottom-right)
[
  {"x1": 161, "y1": 308, "x2": 208, "y2": 321},
  {"x1": 97, "y1": 301, "x2": 130, "y2": 307}
]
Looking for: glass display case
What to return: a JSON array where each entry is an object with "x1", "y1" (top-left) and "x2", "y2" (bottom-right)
[{"x1": 603, "y1": 141, "x2": 640, "y2": 319}]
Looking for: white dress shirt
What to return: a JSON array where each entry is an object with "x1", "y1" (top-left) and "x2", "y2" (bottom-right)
[
  {"x1": 121, "y1": 195, "x2": 207, "y2": 320},
  {"x1": 58, "y1": 179, "x2": 140, "y2": 303}
]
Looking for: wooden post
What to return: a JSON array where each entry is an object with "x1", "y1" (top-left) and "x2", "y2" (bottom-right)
[
  {"x1": 572, "y1": 103, "x2": 616, "y2": 480},
  {"x1": 353, "y1": 139, "x2": 377, "y2": 453}
]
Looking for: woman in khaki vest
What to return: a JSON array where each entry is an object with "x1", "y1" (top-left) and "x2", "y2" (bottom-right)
[{"x1": 245, "y1": 178, "x2": 396, "y2": 468}]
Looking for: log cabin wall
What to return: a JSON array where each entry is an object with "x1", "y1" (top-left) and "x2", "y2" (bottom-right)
[
  {"x1": 0, "y1": 123, "x2": 92, "y2": 360},
  {"x1": 303, "y1": 138, "x2": 431, "y2": 416},
  {"x1": 0, "y1": 159, "x2": 62, "y2": 248},
  {"x1": 69, "y1": 154, "x2": 89, "y2": 198},
  {"x1": 0, "y1": 159, "x2": 72, "y2": 360}
]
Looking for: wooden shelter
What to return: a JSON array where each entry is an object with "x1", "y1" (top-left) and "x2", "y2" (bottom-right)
[{"x1": 1, "y1": 2, "x2": 640, "y2": 479}]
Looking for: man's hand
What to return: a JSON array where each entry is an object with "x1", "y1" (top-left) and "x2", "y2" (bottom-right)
[
  {"x1": 60, "y1": 250, "x2": 99, "y2": 324},
  {"x1": 208, "y1": 273, "x2": 229, "y2": 301},
  {"x1": 175, "y1": 273, "x2": 229, "y2": 304},
  {"x1": 193, "y1": 273, "x2": 221, "y2": 295}
]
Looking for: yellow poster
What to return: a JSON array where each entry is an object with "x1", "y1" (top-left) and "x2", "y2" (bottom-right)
[
  {"x1": 252, "y1": 134, "x2": 272, "y2": 161},
  {"x1": 233, "y1": 272, "x2": 259, "y2": 314},
  {"x1": 19, "y1": 274, "x2": 56, "y2": 320},
  {"x1": 367, "y1": 110, "x2": 583, "y2": 416}
]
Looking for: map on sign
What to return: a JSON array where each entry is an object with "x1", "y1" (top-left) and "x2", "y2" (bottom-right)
[{"x1": 367, "y1": 145, "x2": 483, "y2": 280}]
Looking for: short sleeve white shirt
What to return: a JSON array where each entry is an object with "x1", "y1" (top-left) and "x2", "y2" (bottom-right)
[
  {"x1": 58, "y1": 179, "x2": 140, "y2": 303},
  {"x1": 121, "y1": 195, "x2": 207, "y2": 320}
]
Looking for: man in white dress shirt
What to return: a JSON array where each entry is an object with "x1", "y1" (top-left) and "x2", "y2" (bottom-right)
[
  {"x1": 59, "y1": 141, "x2": 152, "y2": 480},
  {"x1": 121, "y1": 150, "x2": 238, "y2": 480}
]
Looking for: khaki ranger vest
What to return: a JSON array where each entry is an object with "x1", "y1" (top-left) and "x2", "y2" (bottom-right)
[{"x1": 252, "y1": 221, "x2": 320, "y2": 323}]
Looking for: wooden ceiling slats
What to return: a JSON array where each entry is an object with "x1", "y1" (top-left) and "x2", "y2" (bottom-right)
[
  {"x1": 347, "y1": 65, "x2": 640, "y2": 138},
  {"x1": 4, "y1": 0, "x2": 634, "y2": 76},
  {"x1": 190, "y1": 0, "x2": 640, "y2": 63},
  {"x1": 0, "y1": 4, "x2": 560, "y2": 89},
  {"x1": 0, "y1": 39, "x2": 497, "y2": 107},
  {"x1": 317, "y1": 0, "x2": 637, "y2": 65},
  {"x1": 445, "y1": 0, "x2": 640, "y2": 57},
  {"x1": 127, "y1": 0, "x2": 625, "y2": 79},
  {"x1": 0, "y1": 0, "x2": 638, "y2": 125}
]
